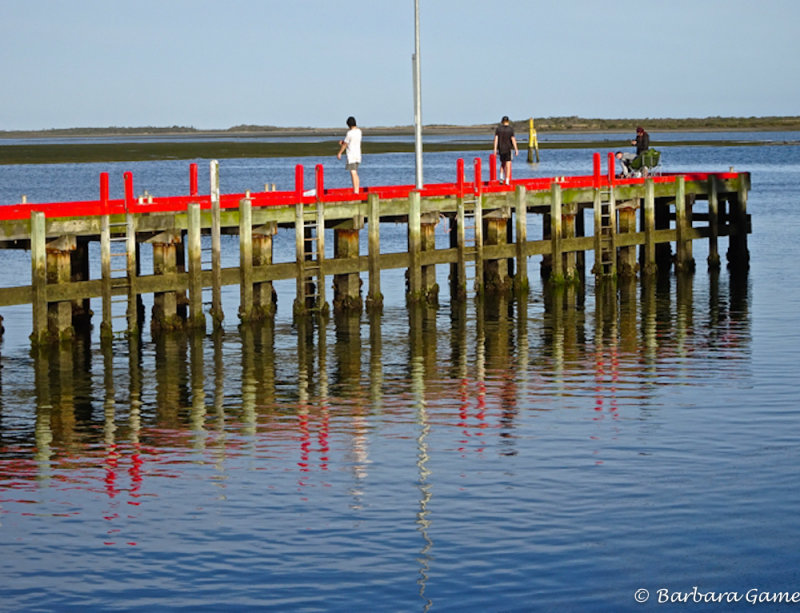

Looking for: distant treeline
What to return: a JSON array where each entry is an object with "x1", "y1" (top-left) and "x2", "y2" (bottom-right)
[
  {"x1": 3, "y1": 116, "x2": 800, "y2": 138},
  {"x1": 519, "y1": 115, "x2": 800, "y2": 132}
]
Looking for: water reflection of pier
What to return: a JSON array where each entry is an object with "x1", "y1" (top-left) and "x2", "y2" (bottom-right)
[{"x1": 1, "y1": 270, "x2": 750, "y2": 498}]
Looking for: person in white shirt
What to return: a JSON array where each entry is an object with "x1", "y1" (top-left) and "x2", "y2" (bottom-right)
[{"x1": 337, "y1": 116, "x2": 362, "y2": 194}]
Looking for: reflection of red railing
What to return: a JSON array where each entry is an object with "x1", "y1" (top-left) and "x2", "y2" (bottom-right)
[{"x1": 0, "y1": 155, "x2": 744, "y2": 222}]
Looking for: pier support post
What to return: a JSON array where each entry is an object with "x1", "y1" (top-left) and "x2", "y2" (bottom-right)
[
  {"x1": 727, "y1": 177, "x2": 750, "y2": 271},
  {"x1": 474, "y1": 194, "x2": 484, "y2": 295},
  {"x1": 675, "y1": 176, "x2": 695, "y2": 273},
  {"x1": 71, "y1": 237, "x2": 91, "y2": 332},
  {"x1": 655, "y1": 197, "x2": 672, "y2": 272},
  {"x1": 483, "y1": 211, "x2": 512, "y2": 293},
  {"x1": 239, "y1": 196, "x2": 255, "y2": 322},
  {"x1": 549, "y1": 183, "x2": 564, "y2": 283},
  {"x1": 333, "y1": 223, "x2": 363, "y2": 313},
  {"x1": 37, "y1": 232, "x2": 76, "y2": 342},
  {"x1": 252, "y1": 222, "x2": 277, "y2": 319},
  {"x1": 420, "y1": 213, "x2": 439, "y2": 305},
  {"x1": 210, "y1": 160, "x2": 224, "y2": 327},
  {"x1": 30, "y1": 212, "x2": 47, "y2": 344},
  {"x1": 514, "y1": 185, "x2": 529, "y2": 295},
  {"x1": 47, "y1": 236, "x2": 76, "y2": 341},
  {"x1": 100, "y1": 212, "x2": 112, "y2": 338},
  {"x1": 150, "y1": 231, "x2": 184, "y2": 332},
  {"x1": 407, "y1": 190, "x2": 423, "y2": 302},
  {"x1": 453, "y1": 198, "x2": 468, "y2": 300},
  {"x1": 707, "y1": 176, "x2": 721, "y2": 269},
  {"x1": 618, "y1": 201, "x2": 638, "y2": 278},
  {"x1": 121, "y1": 212, "x2": 142, "y2": 336},
  {"x1": 187, "y1": 202, "x2": 205, "y2": 329},
  {"x1": 562, "y1": 203, "x2": 578, "y2": 283},
  {"x1": 576, "y1": 204, "x2": 586, "y2": 286},
  {"x1": 642, "y1": 178, "x2": 657, "y2": 276},
  {"x1": 366, "y1": 193, "x2": 383, "y2": 313}
]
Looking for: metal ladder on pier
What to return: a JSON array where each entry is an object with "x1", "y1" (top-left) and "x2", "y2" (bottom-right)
[
  {"x1": 594, "y1": 188, "x2": 616, "y2": 277},
  {"x1": 106, "y1": 217, "x2": 134, "y2": 336},
  {"x1": 299, "y1": 211, "x2": 325, "y2": 311},
  {"x1": 460, "y1": 194, "x2": 483, "y2": 293}
]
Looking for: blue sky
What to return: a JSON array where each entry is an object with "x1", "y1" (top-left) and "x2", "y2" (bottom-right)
[{"x1": 1, "y1": 0, "x2": 798, "y2": 130}]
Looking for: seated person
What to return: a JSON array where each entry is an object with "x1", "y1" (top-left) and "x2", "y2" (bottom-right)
[{"x1": 615, "y1": 151, "x2": 637, "y2": 177}]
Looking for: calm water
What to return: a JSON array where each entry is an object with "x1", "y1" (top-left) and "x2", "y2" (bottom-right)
[{"x1": 1, "y1": 135, "x2": 800, "y2": 611}]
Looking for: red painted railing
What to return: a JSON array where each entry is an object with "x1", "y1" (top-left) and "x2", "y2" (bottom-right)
[{"x1": 0, "y1": 155, "x2": 742, "y2": 222}]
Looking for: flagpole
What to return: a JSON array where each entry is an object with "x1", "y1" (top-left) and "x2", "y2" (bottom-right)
[{"x1": 413, "y1": 0, "x2": 423, "y2": 189}]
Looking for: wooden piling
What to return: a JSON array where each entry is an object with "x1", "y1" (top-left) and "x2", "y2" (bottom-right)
[
  {"x1": 642, "y1": 178, "x2": 657, "y2": 276},
  {"x1": 100, "y1": 212, "x2": 112, "y2": 338},
  {"x1": 675, "y1": 176, "x2": 695, "y2": 272},
  {"x1": 150, "y1": 231, "x2": 183, "y2": 331},
  {"x1": 420, "y1": 214, "x2": 439, "y2": 305},
  {"x1": 187, "y1": 202, "x2": 205, "y2": 329},
  {"x1": 707, "y1": 176, "x2": 721, "y2": 269},
  {"x1": 125, "y1": 212, "x2": 140, "y2": 336},
  {"x1": 46, "y1": 236, "x2": 76, "y2": 341},
  {"x1": 453, "y1": 198, "x2": 467, "y2": 300},
  {"x1": 239, "y1": 196, "x2": 254, "y2": 321},
  {"x1": 294, "y1": 200, "x2": 306, "y2": 314},
  {"x1": 210, "y1": 160, "x2": 223, "y2": 326},
  {"x1": 514, "y1": 185, "x2": 528, "y2": 295},
  {"x1": 408, "y1": 190, "x2": 422, "y2": 302},
  {"x1": 474, "y1": 194, "x2": 484, "y2": 294},
  {"x1": 333, "y1": 226, "x2": 363, "y2": 312},
  {"x1": 617, "y1": 202, "x2": 638, "y2": 278},
  {"x1": 562, "y1": 203, "x2": 577, "y2": 282},
  {"x1": 30, "y1": 212, "x2": 47, "y2": 344},
  {"x1": 727, "y1": 178, "x2": 750, "y2": 270},
  {"x1": 550, "y1": 183, "x2": 564, "y2": 282},
  {"x1": 366, "y1": 193, "x2": 383, "y2": 312},
  {"x1": 483, "y1": 212, "x2": 512, "y2": 293},
  {"x1": 252, "y1": 222, "x2": 277, "y2": 318},
  {"x1": 71, "y1": 238, "x2": 91, "y2": 331},
  {"x1": 655, "y1": 197, "x2": 673, "y2": 272}
]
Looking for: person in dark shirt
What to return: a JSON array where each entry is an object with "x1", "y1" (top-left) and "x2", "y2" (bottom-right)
[
  {"x1": 632, "y1": 126, "x2": 650, "y2": 155},
  {"x1": 493, "y1": 116, "x2": 519, "y2": 184}
]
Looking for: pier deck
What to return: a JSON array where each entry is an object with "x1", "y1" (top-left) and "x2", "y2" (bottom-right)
[{"x1": 0, "y1": 152, "x2": 750, "y2": 344}]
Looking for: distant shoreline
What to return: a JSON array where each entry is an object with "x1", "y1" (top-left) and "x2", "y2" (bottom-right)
[
  {"x1": 1, "y1": 116, "x2": 798, "y2": 165},
  {"x1": 3, "y1": 115, "x2": 800, "y2": 139}
]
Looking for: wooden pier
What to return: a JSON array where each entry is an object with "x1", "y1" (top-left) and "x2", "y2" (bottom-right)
[{"x1": 0, "y1": 152, "x2": 751, "y2": 344}]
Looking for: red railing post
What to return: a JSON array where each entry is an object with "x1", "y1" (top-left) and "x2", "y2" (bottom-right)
[
  {"x1": 593, "y1": 152, "x2": 601, "y2": 188},
  {"x1": 124, "y1": 171, "x2": 134, "y2": 211},
  {"x1": 189, "y1": 163, "x2": 198, "y2": 196},
  {"x1": 100, "y1": 172, "x2": 109, "y2": 213},
  {"x1": 456, "y1": 158, "x2": 465, "y2": 197},
  {"x1": 474, "y1": 157, "x2": 482, "y2": 195},
  {"x1": 607, "y1": 151, "x2": 616, "y2": 186},
  {"x1": 315, "y1": 164, "x2": 324, "y2": 201},
  {"x1": 489, "y1": 153, "x2": 497, "y2": 183},
  {"x1": 295, "y1": 164, "x2": 304, "y2": 200}
]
